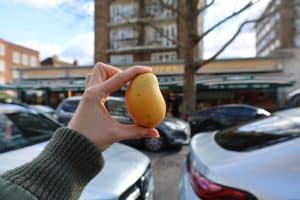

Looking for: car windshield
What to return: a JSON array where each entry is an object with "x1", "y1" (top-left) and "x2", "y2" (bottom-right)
[
  {"x1": 215, "y1": 115, "x2": 300, "y2": 151},
  {"x1": 0, "y1": 111, "x2": 61, "y2": 153},
  {"x1": 61, "y1": 100, "x2": 80, "y2": 113}
]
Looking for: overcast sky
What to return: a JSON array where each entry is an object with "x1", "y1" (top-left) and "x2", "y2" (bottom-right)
[{"x1": 0, "y1": 0, "x2": 271, "y2": 65}]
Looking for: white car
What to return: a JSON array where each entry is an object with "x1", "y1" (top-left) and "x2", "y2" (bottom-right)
[
  {"x1": 0, "y1": 104, "x2": 154, "y2": 200},
  {"x1": 179, "y1": 107, "x2": 300, "y2": 200}
]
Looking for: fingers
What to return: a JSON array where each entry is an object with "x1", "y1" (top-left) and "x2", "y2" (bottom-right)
[
  {"x1": 115, "y1": 124, "x2": 159, "y2": 141},
  {"x1": 85, "y1": 73, "x2": 92, "y2": 88},
  {"x1": 99, "y1": 66, "x2": 152, "y2": 97}
]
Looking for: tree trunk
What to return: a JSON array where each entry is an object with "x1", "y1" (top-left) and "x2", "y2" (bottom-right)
[{"x1": 182, "y1": 64, "x2": 196, "y2": 117}]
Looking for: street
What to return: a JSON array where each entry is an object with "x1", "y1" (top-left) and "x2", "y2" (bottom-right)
[{"x1": 143, "y1": 146, "x2": 189, "y2": 200}]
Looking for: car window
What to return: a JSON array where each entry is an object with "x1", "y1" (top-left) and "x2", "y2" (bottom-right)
[
  {"x1": 0, "y1": 111, "x2": 61, "y2": 153},
  {"x1": 105, "y1": 100, "x2": 129, "y2": 117},
  {"x1": 215, "y1": 115, "x2": 300, "y2": 152},
  {"x1": 225, "y1": 107, "x2": 256, "y2": 118},
  {"x1": 0, "y1": 114, "x2": 28, "y2": 153},
  {"x1": 61, "y1": 100, "x2": 79, "y2": 113}
]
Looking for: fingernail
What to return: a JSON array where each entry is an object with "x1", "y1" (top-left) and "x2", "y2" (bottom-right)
[{"x1": 149, "y1": 129, "x2": 159, "y2": 138}]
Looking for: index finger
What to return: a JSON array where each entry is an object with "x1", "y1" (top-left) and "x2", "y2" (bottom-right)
[
  {"x1": 88, "y1": 62, "x2": 122, "y2": 87},
  {"x1": 97, "y1": 66, "x2": 152, "y2": 97}
]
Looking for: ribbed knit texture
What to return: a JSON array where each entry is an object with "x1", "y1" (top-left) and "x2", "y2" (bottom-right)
[{"x1": 1, "y1": 127, "x2": 104, "y2": 200}]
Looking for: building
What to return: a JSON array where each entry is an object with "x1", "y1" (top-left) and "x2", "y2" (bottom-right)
[
  {"x1": 255, "y1": 0, "x2": 296, "y2": 56},
  {"x1": 94, "y1": 0, "x2": 203, "y2": 64},
  {"x1": 41, "y1": 55, "x2": 78, "y2": 67},
  {"x1": 0, "y1": 38, "x2": 39, "y2": 83},
  {"x1": 10, "y1": 56, "x2": 295, "y2": 110}
]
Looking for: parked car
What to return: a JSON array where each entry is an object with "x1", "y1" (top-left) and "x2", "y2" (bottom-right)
[
  {"x1": 0, "y1": 104, "x2": 154, "y2": 199},
  {"x1": 187, "y1": 104, "x2": 270, "y2": 135},
  {"x1": 56, "y1": 96, "x2": 190, "y2": 151},
  {"x1": 30, "y1": 105, "x2": 56, "y2": 119},
  {"x1": 286, "y1": 89, "x2": 300, "y2": 108},
  {"x1": 179, "y1": 107, "x2": 300, "y2": 200}
]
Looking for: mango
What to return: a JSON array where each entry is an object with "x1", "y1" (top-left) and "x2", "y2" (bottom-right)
[{"x1": 125, "y1": 73, "x2": 166, "y2": 128}]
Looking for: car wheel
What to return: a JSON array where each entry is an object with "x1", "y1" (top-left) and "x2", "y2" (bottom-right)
[{"x1": 144, "y1": 135, "x2": 167, "y2": 152}]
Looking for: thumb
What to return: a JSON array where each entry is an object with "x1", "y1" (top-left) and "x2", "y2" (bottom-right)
[{"x1": 116, "y1": 124, "x2": 159, "y2": 141}]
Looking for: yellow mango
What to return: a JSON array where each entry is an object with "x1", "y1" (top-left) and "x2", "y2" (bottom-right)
[{"x1": 125, "y1": 73, "x2": 166, "y2": 128}]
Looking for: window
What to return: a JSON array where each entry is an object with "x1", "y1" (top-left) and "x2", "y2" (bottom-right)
[
  {"x1": 30, "y1": 56, "x2": 37, "y2": 66},
  {"x1": 61, "y1": 100, "x2": 80, "y2": 113},
  {"x1": 105, "y1": 100, "x2": 128, "y2": 117},
  {"x1": 110, "y1": 3, "x2": 137, "y2": 24},
  {"x1": 0, "y1": 60, "x2": 5, "y2": 71},
  {"x1": 110, "y1": 55, "x2": 133, "y2": 65},
  {"x1": 22, "y1": 54, "x2": 29, "y2": 66},
  {"x1": 12, "y1": 52, "x2": 20, "y2": 64},
  {"x1": 215, "y1": 115, "x2": 300, "y2": 152},
  {"x1": 151, "y1": 52, "x2": 177, "y2": 62},
  {"x1": 13, "y1": 70, "x2": 20, "y2": 79},
  {"x1": 0, "y1": 43, "x2": 5, "y2": 56},
  {"x1": 0, "y1": 111, "x2": 60, "y2": 153}
]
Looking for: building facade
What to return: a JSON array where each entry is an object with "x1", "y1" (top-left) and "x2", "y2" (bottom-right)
[
  {"x1": 0, "y1": 39, "x2": 39, "y2": 83},
  {"x1": 255, "y1": 0, "x2": 297, "y2": 56},
  {"x1": 10, "y1": 56, "x2": 295, "y2": 111},
  {"x1": 95, "y1": 0, "x2": 203, "y2": 64}
]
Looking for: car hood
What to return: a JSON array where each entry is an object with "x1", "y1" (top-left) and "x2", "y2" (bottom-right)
[{"x1": 0, "y1": 142, "x2": 150, "y2": 200}]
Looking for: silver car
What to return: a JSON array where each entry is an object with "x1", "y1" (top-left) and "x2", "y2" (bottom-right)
[
  {"x1": 0, "y1": 104, "x2": 154, "y2": 200},
  {"x1": 179, "y1": 107, "x2": 300, "y2": 200}
]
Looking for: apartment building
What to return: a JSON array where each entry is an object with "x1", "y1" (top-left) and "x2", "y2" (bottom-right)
[
  {"x1": 0, "y1": 38, "x2": 39, "y2": 83},
  {"x1": 95, "y1": 0, "x2": 203, "y2": 64},
  {"x1": 255, "y1": 0, "x2": 296, "y2": 56}
]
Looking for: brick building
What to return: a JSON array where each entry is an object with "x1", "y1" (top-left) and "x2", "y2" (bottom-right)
[
  {"x1": 0, "y1": 38, "x2": 39, "y2": 83},
  {"x1": 255, "y1": 0, "x2": 296, "y2": 56},
  {"x1": 95, "y1": 0, "x2": 203, "y2": 64}
]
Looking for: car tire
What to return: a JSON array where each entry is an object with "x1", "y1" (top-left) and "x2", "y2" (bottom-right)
[{"x1": 144, "y1": 135, "x2": 167, "y2": 152}]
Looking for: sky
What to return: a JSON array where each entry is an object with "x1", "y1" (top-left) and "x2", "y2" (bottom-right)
[{"x1": 0, "y1": 0, "x2": 271, "y2": 65}]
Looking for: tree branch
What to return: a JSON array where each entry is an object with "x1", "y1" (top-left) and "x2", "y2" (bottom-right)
[{"x1": 194, "y1": 5, "x2": 281, "y2": 70}]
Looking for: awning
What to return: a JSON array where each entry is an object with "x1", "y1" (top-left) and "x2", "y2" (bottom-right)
[
  {"x1": 169, "y1": 72, "x2": 295, "y2": 89},
  {"x1": 195, "y1": 72, "x2": 295, "y2": 89},
  {"x1": 7, "y1": 72, "x2": 295, "y2": 91}
]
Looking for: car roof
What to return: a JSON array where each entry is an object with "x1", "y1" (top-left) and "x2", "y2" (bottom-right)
[
  {"x1": 65, "y1": 96, "x2": 124, "y2": 101},
  {"x1": 0, "y1": 103, "x2": 31, "y2": 114},
  {"x1": 287, "y1": 89, "x2": 300, "y2": 100},
  {"x1": 215, "y1": 104, "x2": 259, "y2": 110}
]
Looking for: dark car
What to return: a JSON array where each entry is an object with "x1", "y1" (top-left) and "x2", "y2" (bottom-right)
[
  {"x1": 187, "y1": 104, "x2": 270, "y2": 135},
  {"x1": 56, "y1": 96, "x2": 190, "y2": 151}
]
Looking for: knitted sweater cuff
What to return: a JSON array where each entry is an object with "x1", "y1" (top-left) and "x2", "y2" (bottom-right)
[{"x1": 1, "y1": 127, "x2": 104, "y2": 200}]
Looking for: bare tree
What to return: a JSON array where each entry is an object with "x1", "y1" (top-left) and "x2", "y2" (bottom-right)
[{"x1": 140, "y1": 0, "x2": 274, "y2": 116}]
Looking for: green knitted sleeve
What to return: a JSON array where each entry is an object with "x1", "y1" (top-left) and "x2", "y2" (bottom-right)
[{"x1": 1, "y1": 127, "x2": 104, "y2": 200}]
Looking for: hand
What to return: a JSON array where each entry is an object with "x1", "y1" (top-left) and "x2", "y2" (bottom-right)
[{"x1": 68, "y1": 62, "x2": 159, "y2": 151}]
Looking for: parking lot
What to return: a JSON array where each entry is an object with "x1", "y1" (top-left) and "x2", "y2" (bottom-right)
[{"x1": 143, "y1": 146, "x2": 189, "y2": 200}]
